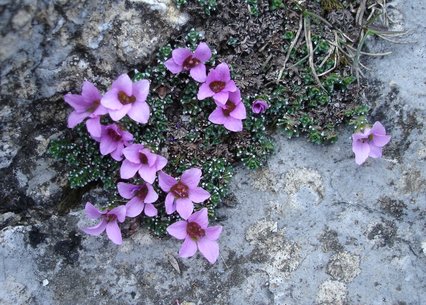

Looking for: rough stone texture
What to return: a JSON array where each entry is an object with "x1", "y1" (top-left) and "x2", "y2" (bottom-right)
[
  {"x1": 1, "y1": 1, "x2": 426, "y2": 305},
  {"x1": 0, "y1": 0, "x2": 187, "y2": 213}
]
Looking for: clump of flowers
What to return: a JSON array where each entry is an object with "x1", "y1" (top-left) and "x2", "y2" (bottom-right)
[{"x1": 352, "y1": 121, "x2": 391, "y2": 165}]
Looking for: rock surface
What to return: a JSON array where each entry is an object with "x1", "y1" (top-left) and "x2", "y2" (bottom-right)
[{"x1": 1, "y1": 0, "x2": 426, "y2": 305}]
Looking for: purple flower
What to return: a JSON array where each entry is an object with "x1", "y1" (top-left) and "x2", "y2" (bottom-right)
[
  {"x1": 352, "y1": 121, "x2": 391, "y2": 165},
  {"x1": 167, "y1": 208, "x2": 222, "y2": 264},
  {"x1": 117, "y1": 182, "x2": 158, "y2": 217},
  {"x1": 99, "y1": 124, "x2": 133, "y2": 161},
  {"x1": 101, "y1": 74, "x2": 150, "y2": 124},
  {"x1": 208, "y1": 89, "x2": 246, "y2": 132},
  {"x1": 197, "y1": 63, "x2": 238, "y2": 105},
  {"x1": 64, "y1": 81, "x2": 108, "y2": 138},
  {"x1": 82, "y1": 202, "x2": 126, "y2": 245},
  {"x1": 120, "y1": 144, "x2": 168, "y2": 183},
  {"x1": 251, "y1": 99, "x2": 269, "y2": 114},
  {"x1": 158, "y1": 168, "x2": 210, "y2": 220},
  {"x1": 164, "y1": 42, "x2": 212, "y2": 82}
]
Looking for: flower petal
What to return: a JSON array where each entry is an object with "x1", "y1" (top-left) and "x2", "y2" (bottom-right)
[
  {"x1": 144, "y1": 203, "x2": 158, "y2": 217},
  {"x1": 67, "y1": 111, "x2": 89, "y2": 128},
  {"x1": 100, "y1": 136, "x2": 117, "y2": 156},
  {"x1": 64, "y1": 93, "x2": 90, "y2": 112},
  {"x1": 125, "y1": 197, "x2": 144, "y2": 217},
  {"x1": 165, "y1": 192, "x2": 176, "y2": 214},
  {"x1": 197, "y1": 83, "x2": 214, "y2": 100},
  {"x1": 117, "y1": 182, "x2": 137, "y2": 199},
  {"x1": 224, "y1": 80, "x2": 237, "y2": 92},
  {"x1": 155, "y1": 155, "x2": 168, "y2": 171},
  {"x1": 223, "y1": 117, "x2": 243, "y2": 132},
  {"x1": 208, "y1": 107, "x2": 226, "y2": 125},
  {"x1": 187, "y1": 208, "x2": 209, "y2": 228},
  {"x1": 372, "y1": 134, "x2": 391, "y2": 147},
  {"x1": 82, "y1": 81, "x2": 102, "y2": 104},
  {"x1": 213, "y1": 91, "x2": 229, "y2": 105},
  {"x1": 109, "y1": 104, "x2": 132, "y2": 121},
  {"x1": 215, "y1": 63, "x2": 231, "y2": 81},
  {"x1": 194, "y1": 42, "x2": 212, "y2": 62},
  {"x1": 120, "y1": 160, "x2": 141, "y2": 179},
  {"x1": 82, "y1": 219, "x2": 107, "y2": 236},
  {"x1": 111, "y1": 74, "x2": 133, "y2": 96},
  {"x1": 145, "y1": 183, "x2": 159, "y2": 203},
  {"x1": 101, "y1": 89, "x2": 123, "y2": 110},
  {"x1": 176, "y1": 198, "x2": 194, "y2": 220},
  {"x1": 179, "y1": 237, "x2": 197, "y2": 258},
  {"x1": 109, "y1": 205, "x2": 127, "y2": 223},
  {"x1": 158, "y1": 171, "x2": 177, "y2": 192},
  {"x1": 230, "y1": 101, "x2": 246, "y2": 120},
  {"x1": 85, "y1": 202, "x2": 103, "y2": 219},
  {"x1": 128, "y1": 101, "x2": 150, "y2": 124},
  {"x1": 352, "y1": 137, "x2": 370, "y2": 165},
  {"x1": 110, "y1": 144, "x2": 124, "y2": 161},
  {"x1": 86, "y1": 116, "x2": 102, "y2": 139},
  {"x1": 164, "y1": 58, "x2": 183, "y2": 74},
  {"x1": 190, "y1": 64, "x2": 207, "y2": 83},
  {"x1": 122, "y1": 144, "x2": 144, "y2": 164},
  {"x1": 188, "y1": 187, "x2": 210, "y2": 203},
  {"x1": 370, "y1": 121, "x2": 386, "y2": 135},
  {"x1": 197, "y1": 238, "x2": 219, "y2": 264},
  {"x1": 138, "y1": 165, "x2": 157, "y2": 184},
  {"x1": 205, "y1": 226, "x2": 222, "y2": 241},
  {"x1": 167, "y1": 220, "x2": 187, "y2": 240},
  {"x1": 181, "y1": 168, "x2": 202, "y2": 188},
  {"x1": 172, "y1": 48, "x2": 192, "y2": 65},
  {"x1": 132, "y1": 79, "x2": 150, "y2": 103},
  {"x1": 369, "y1": 144, "x2": 382, "y2": 158},
  {"x1": 106, "y1": 221, "x2": 122, "y2": 245}
]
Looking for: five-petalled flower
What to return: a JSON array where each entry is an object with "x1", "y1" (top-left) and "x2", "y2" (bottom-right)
[
  {"x1": 352, "y1": 121, "x2": 391, "y2": 165},
  {"x1": 99, "y1": 124, "x2": 133, "y2": 161},
  {"x1": 120, "y1": 144, "x2": 168, "y2": 183},
  {"x1": 117, "y1": 182, "x2": 158, "y2": 217},
  {"x1": 101, "y1": 74, "x2": 150, "y2": 124},
  {"x1": 164, "y1": 42, "x2": 212, "y2": 83},
  {"x1": 158, "y1": 168, "x2": 210, "y2": 219},
  {"x1": 64, "y1": 81, "x2": 108, "y2": 138},
  {"x1": 82, "y1": 202, "x2": 126, "y2": 245},
  {"x1": 197, "y1": 63, "x2": 238, "y2": 105},
  {"x1": 208, "y1": 89, "x2": 246, "y2": 132},
  {"x1": 167, "y1": 208, "x2": 222, "y2": 264}
]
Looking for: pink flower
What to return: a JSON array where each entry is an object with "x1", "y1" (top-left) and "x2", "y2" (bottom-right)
[
  {"x1": 101, "y1": 74, "x2": 150, "y2": 124},
  {"x1": 164, "y1": 42, "x2": 212, "y2": 82},
  {"x1": 99, "y1": 124, "x2": 133, "y2": 161},
  {"x1": 208, "y1": 89, "x2": 246, "y2": 132},
  {"x1": 167, "y1": 208, "x2": 222, "y2": 264},
  {"x1": 82, "y1": 202, "x2": 126, "y2": 245},
  {"x1": 197, "y1": 63, "x2": 238, "y2": 105},
  {"x1": 120, "y1": 144, "x2": 168, "y2": 183},
  {"x1": 251, "y1": 99, "x2": 269, "y2": 114},
  {"x1": 117, "y1": 182, "x2": 158, "y2": 217},
  {"x1": 64, "y1": 81, "x2": 108, "y2": 138},
  {"x1": 158, "y1": 168, "x2": 210, "y2": 220},
  {"x1": 352, "y1": 121, "x2": 391, "y2": 165}
]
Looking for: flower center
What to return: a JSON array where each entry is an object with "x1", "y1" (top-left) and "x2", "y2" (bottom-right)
[
  {"x1": 87, "y1": 99, "x2": 100, "y2": 113},
  {"x1": 135, "y1": 184, "x2": 148, "y2": 201},
  {"x1": 105, "y1": 214, "x2": 117, "y2": 222},
  {"x1": 170, "y1": 181, "x2": 189, "y2": 198},
  {"x1": 183, "y1": 56, "x2": 200, "y2": 70},
  {"x1": 139, "y1": 153, "x2": 148, "y2": 164},
  {"x1": 368, "y1": 134, "x2": 374, "y2": 141},
  {"x1": 118, "y1": 91, "x2": 136, "y2": 105},
  {"x1": 186, "y1": 221, "x2": 205, "y2": 240},
  {"x1": 209, "y1": 81, "x2": 226, "y2": 93},
  {"x1": 222, "y1": 100, "x2": 236, "y2": 117},
  {"x1": 107, "y1": 128, "x2": 122, "y2": 142}
]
